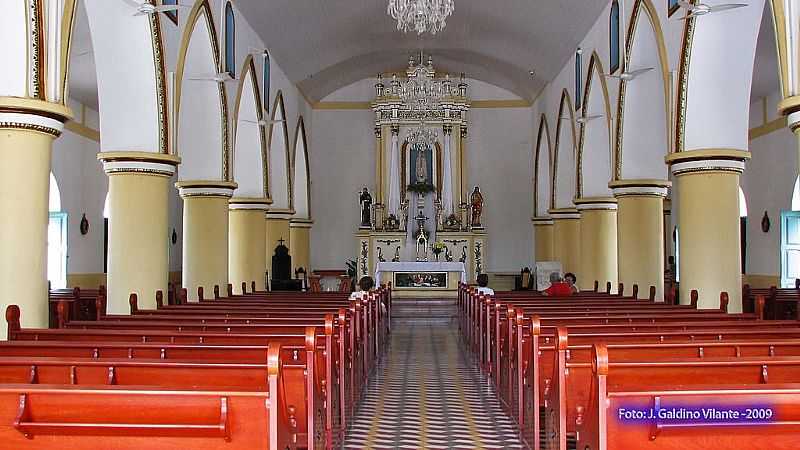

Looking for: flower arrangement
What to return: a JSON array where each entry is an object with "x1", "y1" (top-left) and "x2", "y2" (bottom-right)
[
  {"x1": 431, "y1": 242, "x2": 446, "y2": 254},
  {"x1": 406, "y1": 182, "x2": 436, "y2": 194}
]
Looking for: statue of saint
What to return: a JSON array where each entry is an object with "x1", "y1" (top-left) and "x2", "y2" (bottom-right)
[
  {"x1": 359, "y1": 186, "x2": 372, "y2": 228},
  {"x1": 415, "y1": 148, "x2": 428, "y2": 183},
  {"x1": 470, "y1": 186, "x2": 484, "y2": 227}
]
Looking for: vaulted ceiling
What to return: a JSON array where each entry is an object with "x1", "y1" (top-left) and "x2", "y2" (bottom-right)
[{"x1": 236, "y1": 0, "x2": 610, "y2": 102}]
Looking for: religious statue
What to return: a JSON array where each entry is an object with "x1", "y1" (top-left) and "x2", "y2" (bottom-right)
[
  {"x1": 415, "y1": 147, "x2": 428, "y2": 183},
  {"x1": 470, "y1": 186, "x2": 484, "y2": 228},
  {"x1": 359, "y1": 186, "x2": 372, "y2": 228}
]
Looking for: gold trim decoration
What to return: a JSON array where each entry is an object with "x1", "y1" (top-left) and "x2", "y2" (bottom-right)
[
  {"x1": 613, "y1": 0, "x2": 671, "y2": 180},
  {"x1": 292, "y1": 116, "x2": 312, "y2": 219},
  {"x1": 552, "y1": 89, "x2": 577, "y2": 210},
  {"x1": 313, "y1": 99, "x2": 531, "y2": 110},
  {"x1": 533, "y1": 114, "x2": 552, "y2": 217},
  {"x1": 674, "y1": 3, "x2": 697, "y2": 153},
  {"x1": 148, "y1": 5, "x2": 169, "y2": 154},
  {"x1": 97, "y1": 151, "x2": 181, "y2": 177},
  {"x1": 60, "y1": 0, "x2": 79, "y2": 105},
  {"x1": 576, "y1": 51, "x2": 613, "y2": 198},
  {"x1": 0, "y1": 121, "x2": 61, "y2": 137},
  {"x1": 175, "y1": 180, "x2": 238, "y2": 198},
  {"x1": 29, "y1": 0, "x2": 44, "y2": 100},
  {"x1": 232, "y1": 55, "x2": 269, "y2": 198}
]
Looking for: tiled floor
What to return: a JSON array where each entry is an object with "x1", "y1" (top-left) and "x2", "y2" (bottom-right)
[{"x1": 343, "y1": 321, "x2": 523, "y2": 449}]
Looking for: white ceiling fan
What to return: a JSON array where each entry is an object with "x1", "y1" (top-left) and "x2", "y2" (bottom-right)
[
  {"x1": 606, "y1": 67, "x2": 654, "y2": 81},
  {"x1": 187, "y1": 72, "x2": 238, "y2": 83},
  {"x1": 560, "y1": 114, "x2": 602, "y2": 124},
  {"x1": 122, "y1": 0, "x2": 191, "y2": 17},
  {"x1": 241, "y1": 118, "x2": 286, "y2": 126},
  {"x1": 675, "y1": 1, "x2": 747, "y2": 19}
]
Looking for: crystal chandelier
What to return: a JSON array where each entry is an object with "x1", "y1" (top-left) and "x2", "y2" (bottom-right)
[
  {"x1": 406, "y1": 121, "x2": 438, "y2": 148},
  {"x1": 387, "y1": 0, "x2": 455, "y2": 35}
]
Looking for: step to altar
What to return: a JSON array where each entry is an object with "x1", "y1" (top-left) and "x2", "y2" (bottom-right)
[{"x1": 392, "y1": 298, "x2": 457, "y2": 325}]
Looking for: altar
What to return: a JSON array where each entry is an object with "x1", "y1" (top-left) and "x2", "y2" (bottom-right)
[{"x1": 375, "y1": 262, "x2": 466, "y2": 298}]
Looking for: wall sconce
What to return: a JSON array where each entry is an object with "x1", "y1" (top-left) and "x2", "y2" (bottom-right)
[
  {"x1": 80, "y1": 214, "x2": 89, "y2": 235},
  {"x1": 171, "y1": 228, "x2": 178, "y2": 245},
  {"x1": 761, "y1": 211, "x2": 770, "y2": 233}
]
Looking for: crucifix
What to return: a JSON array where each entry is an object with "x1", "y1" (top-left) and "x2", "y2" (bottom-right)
[{"x1": 277, "y1": 237, "x2": 286, "y2": 246}]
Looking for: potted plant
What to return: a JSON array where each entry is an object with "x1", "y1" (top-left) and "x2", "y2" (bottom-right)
[
  {"x1": 431, "y1": 242, "x2": 446, "y2": 261},
  {"x1": 406, "y1": 182, "x2": 436, "y2": 195}
]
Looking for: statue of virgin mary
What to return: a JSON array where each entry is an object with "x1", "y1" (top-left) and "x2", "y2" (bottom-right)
[{"x1": 415, "y1": 147, "x2": 428, "y2": 183}]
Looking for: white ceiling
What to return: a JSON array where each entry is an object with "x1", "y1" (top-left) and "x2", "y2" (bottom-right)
[
  {"x1": 751, "y1": 1, "x2": 779, "y2": 101},
  {"x1": 68, "y1": 1, "x2": 98, "y2": 110}
]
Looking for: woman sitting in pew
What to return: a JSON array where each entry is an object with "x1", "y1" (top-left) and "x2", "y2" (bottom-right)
[
  {"x1": 564, "y1": 272, "x2": 580, "y2": 294},
  {"x1": 543, "y1": 272, "x2": 574, "y2": 296},
  {"x1": 475, "y1": 273, "x2": 494, "y2": 296},
  {"x1": 350, "y1": 276, "x2": 387, "y2": 314}
]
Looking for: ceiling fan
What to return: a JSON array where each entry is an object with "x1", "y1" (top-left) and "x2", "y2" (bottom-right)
[
  {"x1": 675, "y1": 1, "x2": 747, "y2": 19},
  {"x1": 122, "y1": 0, "x2": 191, "y2": 17},
  {"x1": 560, "y1": 114, "x2": 602, "y2": 124},
  {"x1": 187, "y1": 72, "x2": 238, "y2": 83},
  {"x1": 606, "y1": 67, "x2": 654, "y2": 81},
  {"x1": 241, "y1": 118, "x2": 286, "y2": 126}
]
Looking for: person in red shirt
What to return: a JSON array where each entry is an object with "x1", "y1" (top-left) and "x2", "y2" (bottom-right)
[{"x1": 543, "y1": 272, "x2": 574, "y2": 296}]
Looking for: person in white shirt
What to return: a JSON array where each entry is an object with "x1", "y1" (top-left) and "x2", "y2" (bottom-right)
[
  {"x1": 350, "y1": 276, "x2": 387, "y2": 315},
  {"x1": 475, "y1": 273, "x2": 494, "y2": 296}
]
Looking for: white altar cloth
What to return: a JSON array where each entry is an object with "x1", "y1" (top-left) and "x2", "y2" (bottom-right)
[{"x1": 375, "y1": 261, "x2": 467, "y2": 284}]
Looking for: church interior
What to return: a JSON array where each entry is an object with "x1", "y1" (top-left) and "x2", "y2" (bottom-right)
[{"x1": 3, "y1": 0, "x2": 800, "y2": 448}]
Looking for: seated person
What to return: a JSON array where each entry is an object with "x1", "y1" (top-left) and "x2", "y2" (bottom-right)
[
  {"x1": 543, "y1": 272, "x2": 573, "y2": 296},
  {"x1": 564, "y1": 272, "x2": 580, "y2": 294},
  {"x1": 350, "y1": 276, "x2": 387, "y2": 314},
  {"x1": 475, "y1": 273, "x2": 494, "y2": 296}
]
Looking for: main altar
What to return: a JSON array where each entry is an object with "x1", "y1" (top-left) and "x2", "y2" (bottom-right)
[{"x1": 354, "y1": 53, "x2": 487, "y2": 298}]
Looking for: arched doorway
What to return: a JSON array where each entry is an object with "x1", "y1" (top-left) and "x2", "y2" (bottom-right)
[{"x1": 48, "y1": 173, "x2": 67, "y2": 289}]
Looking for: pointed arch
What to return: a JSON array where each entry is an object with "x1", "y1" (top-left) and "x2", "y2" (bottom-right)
[
  {"x1": 232, "y1": 54, "x2": 268, "y2": 197},
  {"x1": 614, "y1": 0, "x2": 671, "y2": 181},
  {"x1": 174, "y1": 0, "x2": 231, "y2": 181},
  {"x1": 534, "y1": 114, "x2": 553, "y2": 217},
  {"x1": 553, "y1": 89, "x2": 578, "y2": 209},
  {"x1": 293, "y1": 116, "x2": 312, "y2": 220},
  {"x1": 267, "y1": 90, "x2": 292, "y2": 210},
  {"x1": 224, "y1": 1, "x2": 235, "y2": 76},
  {"x1": 610, "y1": 0, "x2": 621, "y2": 74},
  {"x1": 577, "y1": 51, "x2": 614, "y2": 198}
]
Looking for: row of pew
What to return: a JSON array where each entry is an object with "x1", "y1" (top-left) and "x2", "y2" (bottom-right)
[
  {"x1": 743, "y1": 281, "x2": 800, "y2": 320},
  {"x1": 3, "y1": 282, "x2": 391, "y2": 449},
  {"x1": 458, "y1": 282, "x2": 800, "y2": 450}
]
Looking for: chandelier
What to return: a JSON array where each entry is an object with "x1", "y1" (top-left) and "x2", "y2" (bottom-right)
[
  {"x1": 406, "y1": 121, "x2": 438, "y2": 148},
  {"x1": 387, "y1": 0, "x2": 455, "y2": 35}
]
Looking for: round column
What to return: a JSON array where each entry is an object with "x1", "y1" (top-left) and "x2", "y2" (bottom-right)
[
  {"x1": 575, "y1": 198, "x2": 618, "y2": 293},
  {"x1": 666, "y1": 150, "x2": 750, "y2": 311},
  {"x1": 98, "y1": 152, "x2": 180, "y2": 313},
  {"x1": 549, "y1": 208, "x2": 581, "y2": 275},
  {"x1": 229, "y1": 198, "x2": 269, "y2": 294},
  {"x1": 176, "y1": 181, "x2": 237, "y2": 301},
  {"x1": 0, "y1": 99, "x2": 71, "y2": 338},
  {"x1": 610, "y1": 180, "x2": 670, "y2": 300},
  {"x1": 290, "y1": 219, "x2": 313, "y2": 275},
  {"x1": 532, "y1": 217, "x2": 554, "y2": 262}
]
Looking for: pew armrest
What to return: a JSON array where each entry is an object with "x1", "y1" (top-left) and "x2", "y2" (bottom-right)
[{"x1": 13, "y1": 393, "x2": 231, "y2": 441}]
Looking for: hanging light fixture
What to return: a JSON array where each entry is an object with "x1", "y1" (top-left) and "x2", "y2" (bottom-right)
[
  {"x1": 396, "y1": 52, "x2": 457, "y2": 111},
  {"x1": 387, "y1": 0, "x2": 455, "y2": 35},
  {"x1": 406, "y1": 121, "x2": 438, "y2": 148}
]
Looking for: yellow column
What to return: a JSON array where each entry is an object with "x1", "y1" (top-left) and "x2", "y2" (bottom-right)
[
  {"x1": 532, "y1": 217, "x2": 554, "y2": 261},
  {"x1": 0, "y1": 99, "x2": 71, "y2": 338},
  {"x1": 229, "y1": 198, "x2": 269, "y2": 295},
  {"x1": 265, "y1": 210, "x2": 293, "y2": 285},
  {"x1": 610, "y1": 180, "x2": 671, "y2": 300},
  {"x1": 98, "y1": 152, "x2": 181, "y2": 313},
  {"x1": 290, "y1": 219, "x2": 313, "y2": 274},
  {"x1": 666, "y1": 150, "x2": 750, "y2": 312},
  {"x1": 176, "y1": 181, "x2": 237, "y2": 301},
  {"x1": 575, "y1": 198, "x2": 618, "y2": 293},
  {"x1": 549, "y1": 208, "x2": 581, "y2": 275}
]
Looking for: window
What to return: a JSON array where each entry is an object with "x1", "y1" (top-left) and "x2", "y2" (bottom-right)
[
  {"x1": 263, "y1": 50, "x2": 270, "y2": 114},
  {"x1": 781, "y1": 211, "x2": 800, "y2": 287},
  {"x1": 103, "y1": 193, "x2": 110, "y2": 273},
  {"x1": 575, "y1": 48, "x2": 582, "y2": 109},
  {"x1": 739, "y1": 187, "x2": 748, "y2": 274},
  {"x1": 668, "y1": 0, "x2": 680, "y2": 17},
  {"x1": 48, "y1": 173, "x2": 67, "y2": 289},
  {"x1": 610, "y1": 1, "x2": 620, "y2": 74},
  {"x1": 162, "y1": 0, "x2": 178, "y2": 25},
  {"x1": 224, "y1": 2, "x2": 235, "y2": 76}
]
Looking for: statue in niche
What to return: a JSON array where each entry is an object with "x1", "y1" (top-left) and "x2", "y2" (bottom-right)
[
  {"x1": 359, "y1": 186, "x2": 372, "y2": 228},
  {"x1": 410, "y1": 142, "x2": 433, "y2": 185},
  {"x1": 470, "y1": 186, "x2": 484, "y2": 228},
  {"x1": 415, "y1": 147, "x2": 428, "y2": 183}
]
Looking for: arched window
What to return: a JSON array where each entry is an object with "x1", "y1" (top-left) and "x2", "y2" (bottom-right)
[
  {"x1": 575, "y1": 48, "x2": 582, "y2": 109},
  {"x1": 738, "y1": 187, "x2": 748, "y2": 218},
  {"x1": 224, "y1": 1, "x2": 235, "y2": 76},
  {"x1": 610, "y1": 1, "x2": 620, "y2": 74},
  {"x1": 162, "y1": 0, "x2": 178, "y2": 24},
  {"x1": 263, "y1": 50, "x2": 270, "y2": 113},
  {"x1": 739, "y1": 187, "x2": 748, "y2": 274},
  {"x1": 792, "y1": 176, "x2": 800, "y2": 211},
  {"x1": 48, "y1": 173, "x2": 67, "y2": 289},
  {"x1": 668, "y1": 0, "x2": 680, "y2": 17},
  {"x1": 783, "y1": 177, "x2": 800, "y2": 286}
]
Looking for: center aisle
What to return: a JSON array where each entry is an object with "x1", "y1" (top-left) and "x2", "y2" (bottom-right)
[{"x1": 343, "y1": 313, "x2": 523, "y2": 449}]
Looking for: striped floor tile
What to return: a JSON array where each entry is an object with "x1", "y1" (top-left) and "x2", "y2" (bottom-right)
[{"x1": 343, "y1": 321, "x2": 523, "y2": 449}]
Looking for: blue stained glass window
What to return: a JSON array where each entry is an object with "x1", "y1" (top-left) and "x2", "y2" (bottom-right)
[
  {"x1": 668, "y1": 0, "x2": 680, "y2": 16},
  {"x1": 263, "y1": 51, "x2": 270, "y2": 114},
  {"x1": 575, "y1": 48, "x2": 582, "y2": 110},
  {"x1": 225, "y1": 2, "x2": 235, "y2": 76},
  {"x1": 162, "y1": 0, "x2": 178, "y2": 24},
  {"x1": 610, "y1": 1, "x2": 620, "y2": 74}
]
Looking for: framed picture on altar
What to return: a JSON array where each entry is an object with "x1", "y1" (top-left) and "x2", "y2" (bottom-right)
[{"x1": 394, "y1": 272, "x2": 448, "y2": 289}]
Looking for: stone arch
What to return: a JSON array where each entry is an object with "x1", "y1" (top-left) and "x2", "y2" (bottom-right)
[
  {"x1": 231, "y1": 54, "x2": 267, "y2": 197},
  {"x1": 577, "y1": 51, "x2": 614, "y2": 198},
  {"x1": 268, "y1": 90, "x2": 292, "y2": 210},
  {"x1": 82, "y1": 0, "x2": 168, "y2": 153},
  {"x1": 553, "y1": 89, "x2": 578, "y2": 209},
  {"x1": 175, "y1": 0, "x2": 230, "y2": 181},
  {"x1": 615, "y1": 0, "x2": 670, "y2": 180},
  {"x1": 292, "y1": 116, "x2": 311, "y2": 220},
  {"x1": 675, "y1": 0, "x2": 766, "y2": 152},
  {"x1": 534, "y1": 114, "x2": 552, "y2": 217}
]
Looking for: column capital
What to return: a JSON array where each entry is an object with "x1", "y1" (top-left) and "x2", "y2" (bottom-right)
[
  {"x1": 531, "y1": 216, "x2": 554, "y2": 225},
  {"x1": 779, "y1": 95, "x2": 800, "y2": 131},
  {"x1": 289, "y1": 218, "x2": 314, "y2": 228},
  {"x1": 609, "y1": 179, "x2": 671, "y2": 198},
  {"x1": 574, "y1": 197, "x2": 618, "y2": 211},
  {"x1": 665, "y1": 149, "x2": 750, "y2": 176},
  {"x1": 229, "y1": 197, "x2": 271, "y2": 211},
  {"x1": 98, "y1": 152, "x2": 181, "y2": 177},
  {"x1": 460, "y1": 126, "x2": 468, "y2": 138},
  {"x1": 390, "y1": 125, "x2": 400, "y2": 136},
  {"x1": 548, "y1": 208, "x2": 581, "y2": 220},
  {"x1": 443, "y1": 124, "x2": 453, "y2": 135},
  {"x1": 266, "y1": 208, "x2": 295, "y2": 220},
  {"x1": 175, "y1": 180, "x2": 237, "y2": 198},
  {"x1": 0, "y1": 97, "x2": 73, "y2": 138}
]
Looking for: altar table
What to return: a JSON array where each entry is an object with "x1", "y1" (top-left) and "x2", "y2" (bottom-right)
[{"x1": 375, "y1": 262, "x2": 466, "y2": 298}]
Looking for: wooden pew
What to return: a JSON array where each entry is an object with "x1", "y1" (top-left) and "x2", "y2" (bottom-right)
[{"x1": 48, "y1": 286, "x2": 106, "y2": 328}]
